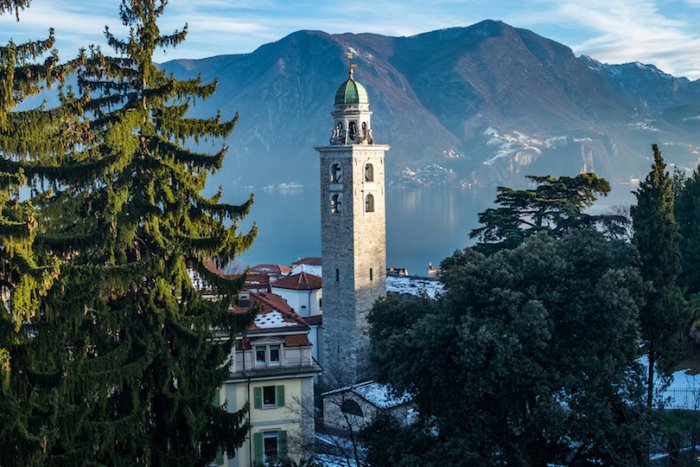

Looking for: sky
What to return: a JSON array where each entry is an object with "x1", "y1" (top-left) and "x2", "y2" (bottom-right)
[{"x1": 2, "y1": 0, "x2": 700, "y2": 79}]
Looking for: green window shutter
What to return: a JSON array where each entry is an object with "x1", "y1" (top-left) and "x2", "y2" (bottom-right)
[
  {"x1": 253, "y1": 387, "x2": 262, "y2": 409},
  {"x1": 253, "y1": 432, "x2": 263, "y2": 463},
  {"x1": 215, "y1": 449, "x2": 223, "y2": 465},
  {"x1": 276, "y1": 385, "x2": 285, "y2": 408},
  {"x1": 213, "y1": 387, "x2": 220, "y2": 407},
  {"x1": 279, "y1": 430, "x2": 288, "y2": 460}
]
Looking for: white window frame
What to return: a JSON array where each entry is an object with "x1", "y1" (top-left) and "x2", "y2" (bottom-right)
[{"x1": 254, "y1": 344, "x2": 282, "y2": 367}]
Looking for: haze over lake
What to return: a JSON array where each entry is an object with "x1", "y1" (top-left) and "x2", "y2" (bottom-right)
[{"x1": 226, "y1": 184, "x2": 636, "y2": 276}]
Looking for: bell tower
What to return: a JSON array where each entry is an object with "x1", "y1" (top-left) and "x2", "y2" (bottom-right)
[{"x1": 317, "y1": 56, "x2": 388, "y2": 387}]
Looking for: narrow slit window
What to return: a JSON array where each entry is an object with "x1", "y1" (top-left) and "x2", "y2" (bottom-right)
[
  {"x1": 369, "y1": 268, "x2": 373, "y2": 281},
  {"x1": 336, "y1": 269, "x2": 339, "y2": 282}
]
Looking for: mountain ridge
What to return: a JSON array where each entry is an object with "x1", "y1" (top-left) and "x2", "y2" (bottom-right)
[{"x1": 163, "y1": 20, "x2": 700, "y2": 190}]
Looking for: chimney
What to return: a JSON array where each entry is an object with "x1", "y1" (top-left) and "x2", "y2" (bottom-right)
[{"x1": 237, "y1": 291, "x2": 250, "y2": 307}]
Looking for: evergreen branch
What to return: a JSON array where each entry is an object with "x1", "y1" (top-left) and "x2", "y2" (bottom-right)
[
  {"x1": 161, "y1": 112, "x2": 238, "y2": 142},
  {"x1": 151, "y1": 137, "x2": 225, "y2": 170},
  {"x1": 194, "y1": 192, "x2": 254, "y2": 220}
]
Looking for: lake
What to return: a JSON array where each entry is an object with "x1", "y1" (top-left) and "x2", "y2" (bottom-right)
[{"x1": 224, "y1": 184, "x2": 637, "y2": 276}]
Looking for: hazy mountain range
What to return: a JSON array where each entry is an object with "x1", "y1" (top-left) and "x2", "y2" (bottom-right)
[{"x1": 163, "y1": 20, "x2": 700, "y2": 190}]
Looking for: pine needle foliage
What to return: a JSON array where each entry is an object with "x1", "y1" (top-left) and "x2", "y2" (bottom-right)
[
  {"x1": 8, "y1": 1, "x2": 256, "y2": 464},
  {"x1": 674, "y1": 166, "x2": 700, "y2": 297},
  {"x1": 0, "y1": 3, "x2": 86, "y2": 465},
  {"x1": 631, "y1": 144, "x2": 688, "y2": 407},
  {"x1": 0, "y1": 0, "x2": 30, "y2": 19}
]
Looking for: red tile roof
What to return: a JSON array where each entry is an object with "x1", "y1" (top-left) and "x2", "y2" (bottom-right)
[
  {"x1": 251, "y1": 264, "x2": 292, "y2": 275},
  {"x1": 231, "y1": 292, "x2": 309, "y2": 332},
  {"x1": 285, "y1": 334, "x2": 311, "y2": 347},
  {"x1": 271, "y1": 272, "x2": 322, "y2": 291},
  {"x1": 243, "y1": 273, "x2": 270, "y2": 290},
  {"x1": 303, "y1": 315, "x2": 323, "y2": 326},
  {"x1": 203, "y1": 259, "x2": 231, "y2": 277},
  {"x1": 292, "y1": 257, "x2": 322, "y2": 267}
]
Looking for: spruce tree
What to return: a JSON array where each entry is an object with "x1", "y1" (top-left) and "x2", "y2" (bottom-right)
[
  {"x1": 674, "y1": 167, "x2": 700, "y2": 297},
  {"x1": 631, "y1": 144, "x2": 688, "y2": 407},
  {"x1": 0, "y1": 3, "x2": 84, "y2": 464},
  {"x1": 11, "y1": 0, "x2": 255, "y2": 464}
]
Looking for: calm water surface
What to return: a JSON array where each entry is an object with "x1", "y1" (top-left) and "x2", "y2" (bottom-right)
[{"x1": 225, "y1": 184, "x2": 636, "y2": 276}]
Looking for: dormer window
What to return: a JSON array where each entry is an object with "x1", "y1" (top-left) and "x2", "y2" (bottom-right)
[
  {"x1": 365, "y1": 193, "x2": 375, "y2": 213},
  {"x1": 255, "y1": 344, "x2": 281, "y2": 366},
  {"x1": 364, "y1": 163, "x2": 374, "y2": 182},
  {"x1": 331, "y1": 163, "x2": 342, "y2": 183}
]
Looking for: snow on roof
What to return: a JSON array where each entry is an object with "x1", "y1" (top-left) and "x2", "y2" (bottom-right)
[
  {"x1": 254, "y1": 310, "x2": 298, "y2": 329},
  {"x1": 323, "y1": 381, "x2": 411, "y2": 409},
  {"x1": 250, "y1": 263, "x2": 292, "y2": 275},
  {"x1": 386, "y1": 275, "x2": 443, "y2": 299},
  {"x1": 291, "y1": 264, "x2": 323, "y2": 277}
]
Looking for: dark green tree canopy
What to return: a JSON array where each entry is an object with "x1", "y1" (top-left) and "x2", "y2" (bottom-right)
[
  {"x1": 674, "y1": 166, "x2": 700, "y2": 296},
  {"x1": 631, "y1": 143, "x2": 688, "y2": 406},
  {"x1": 368, "y1": 231, "x2": 649, "y2": 466},
  {"x1": 470, "y1": 173, "x2": 627, "y2": 253}
]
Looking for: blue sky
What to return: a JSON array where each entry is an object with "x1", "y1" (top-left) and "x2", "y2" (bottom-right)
[{"x1": 2, "y1": 0, "x2": 700, "y2": 79}]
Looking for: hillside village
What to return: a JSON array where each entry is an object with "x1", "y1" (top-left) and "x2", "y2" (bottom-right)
[{"x1": 191, "y1": 257, "x2": 440, "y2": 465}]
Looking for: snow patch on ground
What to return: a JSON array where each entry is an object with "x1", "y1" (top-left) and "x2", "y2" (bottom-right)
[
  {"x1": 314, "y1": 453, "x2": 360, "y2": 467},
  {"x1": 442, "y1": 148, "x2": 463, "y2": 159},
  {"x1": 481, "y1": 128, "x2": 568, "y2": 166},
  {"x1": 628, "y1": 120, "x2": 660, "y2": 132}
]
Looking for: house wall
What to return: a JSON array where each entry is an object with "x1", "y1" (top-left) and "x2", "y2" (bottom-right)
[
  {"x1": 308, "y1": 325, "x2": 320, "y2": 365},
  {"x1": 322, "y1": 391, "x2": 378, "y2": 432},
  {"x1": 322, "y1": 391, "x2": 412, "y2": 432},
  {"x1": 233, "y1": 338, "x2": 313, "y2": 373},
  {"x1": 220, "y1": 376, "x2": 315, "y2": 466},
  {"x1": 270, "y1": 288, "x2": 323, "y2": 317}
]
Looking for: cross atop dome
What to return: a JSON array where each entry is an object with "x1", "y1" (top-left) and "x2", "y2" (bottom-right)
[
  {"x1": 330, "y1": 51, "x2": 374, "y2": 145},
  {"x1": 346, "y1": 51, "x2": 357, "y2": 79}
]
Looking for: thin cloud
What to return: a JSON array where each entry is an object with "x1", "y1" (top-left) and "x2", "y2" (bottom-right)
[{"x1": 2, "y1": 0, "x2": 700, "y2": 79}]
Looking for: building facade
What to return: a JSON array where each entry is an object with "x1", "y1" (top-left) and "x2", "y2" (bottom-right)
[
  {"x1": 219, "y1": 292, "x2": 321, "y2": 466},
  {"x1": 316, "y1": 63, "x2": 388, "y2": 387}
]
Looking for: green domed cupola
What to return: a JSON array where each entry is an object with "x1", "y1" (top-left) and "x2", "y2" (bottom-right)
[
  {"x1": 328, "y1": 52, "x2": 375, "y2": 146},
  {"x1": 334, "y1": 78, "x2": 368, "y2": 105}
]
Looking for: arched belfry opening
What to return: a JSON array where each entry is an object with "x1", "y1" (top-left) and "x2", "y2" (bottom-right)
[
  {"x1": 364, "y1": 163, "x2": 374, "y2": 182},
  {"x1": 331, "y1": 163, "x2": 342, "y2": 183},
  {"x1": 365, "y1": 194, "x2": 375, "y2": 213}
]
